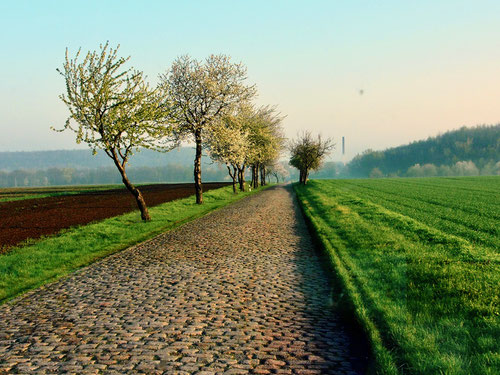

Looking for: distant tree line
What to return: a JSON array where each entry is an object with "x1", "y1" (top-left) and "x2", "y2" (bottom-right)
[
  {"x1": 0, "y1": 148, "x2": 206, "y2": 171},
  {"x1": 4, "y1": 123, "x2": 496, "y2": 188},
  {"x1": 347, "y1": 125, "x2": 500, "y2": 178},
  {"x1": 0, "y1": 164, "x2": 230, "y2": 188}
]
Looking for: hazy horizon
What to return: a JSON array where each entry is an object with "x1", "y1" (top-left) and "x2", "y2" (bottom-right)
[
  {"x1": 0, "y1": 124, "x2": 494, "y2": 164},
  {"x1": 1, "y1": 0, "x2": 500, "y2": 160}
]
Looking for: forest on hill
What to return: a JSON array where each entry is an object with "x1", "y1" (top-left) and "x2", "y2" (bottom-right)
[{"x1": 347, "y1": 124, "x2": 500, "y2": 177}]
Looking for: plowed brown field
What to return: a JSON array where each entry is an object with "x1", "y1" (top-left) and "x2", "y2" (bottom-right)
[{"x1": 0, "y1": 183, "x2": 228, "y2": 251}]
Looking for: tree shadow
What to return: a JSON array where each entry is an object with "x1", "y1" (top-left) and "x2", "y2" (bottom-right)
[{"x1": 284, "y1": 184, "x2": 373, "y2": 374}]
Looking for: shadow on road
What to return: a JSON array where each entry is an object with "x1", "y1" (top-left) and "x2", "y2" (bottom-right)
[{"x1": 286, "y1": 184, "x2": 373, "y2": 374}]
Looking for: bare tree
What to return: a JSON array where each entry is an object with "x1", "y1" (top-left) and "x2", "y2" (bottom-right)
[
  {"x1": 289, "y1": 131, "x2": 334, "y2": 185},
  {"x1": 54, "y1": 42, "x2": 169, "y2": 221},
  {"x1": 159, "y1": 55, "x2": 256, "y2": 204}
]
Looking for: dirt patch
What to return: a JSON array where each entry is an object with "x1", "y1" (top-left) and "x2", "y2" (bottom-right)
[{"x1": 0, "y1": 183, "x2": 229, "y2": 251}]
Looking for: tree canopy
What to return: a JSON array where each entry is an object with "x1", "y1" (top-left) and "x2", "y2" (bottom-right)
[
  {"x1": 54, "y1": 42, "x2": 169, "y2": 220},
  {"x1": 289, "y1": 131, "x2": 334, "y2": 184},
  {"x1": 53, "y1": 44, "x2": 290, "y2": 204},
  {"x1": 159, "y1": 55, "x2": 256, "y2": 203}
]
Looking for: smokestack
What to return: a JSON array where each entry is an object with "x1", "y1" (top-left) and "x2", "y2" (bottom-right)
[{"x1": 342, "y1": 136, "x2": 345, "y2": 155}]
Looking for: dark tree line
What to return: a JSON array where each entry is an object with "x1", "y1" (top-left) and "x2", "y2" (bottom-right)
[{"x1": 347, "y1": 124, "x2": 500, "y2": 177}]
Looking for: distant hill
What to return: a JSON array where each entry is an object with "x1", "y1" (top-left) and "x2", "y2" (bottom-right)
[
  {"x1": 0, "y1": 147, "x2": 211, "y2": 171},
  {"x1": 0, "y1": 147, "x2": 230, "y2": 187},
  {"x1": 347, "y1": 124, "x2": 500, "y2": 177}
]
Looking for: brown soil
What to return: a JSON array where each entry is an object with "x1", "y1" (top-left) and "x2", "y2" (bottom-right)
[{"x1": 0, "y1": 183, "x2": 229, "y2": 251}]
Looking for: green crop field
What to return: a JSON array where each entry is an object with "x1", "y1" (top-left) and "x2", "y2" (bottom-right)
[
  {"x1": 294, "y1": 177, "x2": 499, "y2": 375},
  {"x1": 0, "y1": 184, "x2": 123, "y2": 202}
]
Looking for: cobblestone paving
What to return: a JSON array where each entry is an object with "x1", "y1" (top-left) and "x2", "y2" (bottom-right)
[{"x1": 0, "y1": 185, "x2": 368, "y2": 374}]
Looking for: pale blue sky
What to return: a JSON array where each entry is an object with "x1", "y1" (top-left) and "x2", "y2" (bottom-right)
[{"x1": 1, "y1": 0, "x2": 499, "y2": 160}]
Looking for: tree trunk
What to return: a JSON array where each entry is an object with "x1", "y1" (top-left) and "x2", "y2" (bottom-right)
[
  {"x1": 227, "y1": 165, "x2": 237, "y2": 193},
  {"x1": 238, "y1": 166, "x2": 246, "y2": 192},
  {"x1": 260, "y1": 166, "x2": 266, "y2": 186},
  {"x1": 300, "y1": 169, "x2": 308, "y2": 185},
  {"x1": 194, "y1": 130, "x2": 203, "y2": 204},
  {"x1": 252, "y1": 163, "x2": 259, "y2": 189},
  {"x1": 112, "y1": 156, "x2": 150, "y2": 221},
  {"x1": 233, "y1": 166, "x2": 238, "y2": 192}
]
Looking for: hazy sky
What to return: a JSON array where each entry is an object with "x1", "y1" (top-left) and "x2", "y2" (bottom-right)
[{"x1": 1, "y1": 0, "x2": 499, "y2": 160}]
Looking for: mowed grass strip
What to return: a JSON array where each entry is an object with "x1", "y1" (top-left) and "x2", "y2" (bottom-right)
[
  {"x1": 0, "y1": 185, "x2": 269, "y2": 304},
  {"x1": 294, "y1": 178, "x2": 499, "y2": 375}
]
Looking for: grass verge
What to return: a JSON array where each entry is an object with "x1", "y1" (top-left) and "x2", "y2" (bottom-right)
[
  {"x1": 294, "y1": 179, "x2": 499, "y2": 375},
  {"x1": 0, "y1": 184, "x2": 270, "y2": 304}
]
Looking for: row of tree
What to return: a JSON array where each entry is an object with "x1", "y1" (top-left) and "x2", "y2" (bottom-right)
[{"x1": 56, "y1": 43, "x2": 286, "y2": 220}]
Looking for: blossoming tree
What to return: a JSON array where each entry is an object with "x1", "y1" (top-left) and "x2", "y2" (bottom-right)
[
  {"x1": 159, "y1": 55, "x2": 256, "y2": 204},
  {"x1": 55, "y1": 43, "x2": 169, "y2": 221}
]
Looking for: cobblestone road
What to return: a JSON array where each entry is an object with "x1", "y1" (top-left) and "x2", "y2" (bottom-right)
[{"x1": 0, "y1": 185, "x2": 368, "y2": 374}]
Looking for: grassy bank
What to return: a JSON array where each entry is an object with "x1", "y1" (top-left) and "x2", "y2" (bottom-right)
[
  {"x1": 294, "y1": 177, "x2": 499, "y2": 375},
  {"x1": 0, "y1": 184, "x2": 269, "y2": 303}
]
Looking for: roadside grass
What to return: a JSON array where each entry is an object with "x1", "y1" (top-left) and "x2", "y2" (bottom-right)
[
  {"x1": 0, "y1": 184, "x2": 269, "y2": 304},
  {"x1": 294, "y1": 178, "x2": 499, "y2": 375}
]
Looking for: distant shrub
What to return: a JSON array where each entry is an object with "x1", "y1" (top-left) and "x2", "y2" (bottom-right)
[
  {"x1": 480, "y1": 160, "x2": 500, "y2": 175},
  {"x1": 369, "y1": 167, "x2": 384, "y2": 178},
  {"x1": 407, "y1": 163, "x2": 438, "y2": 177},
  {"x1": 452, "y1": 160, "x2": 479, "y2": 176},
  {"x1": 407, "y1": 161, "x2": 483, "y2": 177}
]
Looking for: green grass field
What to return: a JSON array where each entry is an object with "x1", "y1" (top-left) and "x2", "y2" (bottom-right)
[
  {"x1": 0, "y1": 184, "x2": 269, "y2": 304},
  {"x1": 294, "y1": 177, "x2": 499, "y2": 375},
  {"x1": 0, "y1": 184, "x2": 124, "y2": 202}
]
